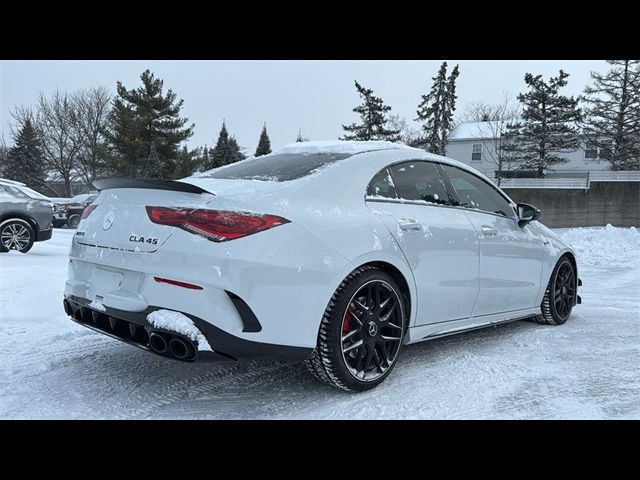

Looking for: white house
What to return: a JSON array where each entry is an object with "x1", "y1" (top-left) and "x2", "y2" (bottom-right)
[{"x1": 445, "y1": 121, "x2": 611, "y2": 179}]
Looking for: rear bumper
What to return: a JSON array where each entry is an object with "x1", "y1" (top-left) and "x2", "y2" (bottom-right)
[
  {"x1": 36, "y1": 228, "x2": 53, "y2": 242},
  {"x1": 64, "y1": 295, "x2": 313, "y2": 362}
]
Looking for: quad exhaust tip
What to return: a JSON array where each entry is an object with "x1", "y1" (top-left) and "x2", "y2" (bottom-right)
[
  {"x1": 63, "y1": 299, "x2": 198, "y2": 362},
  {"x1": 149, "y1": 332, "x2": 168, "y2": 354}
]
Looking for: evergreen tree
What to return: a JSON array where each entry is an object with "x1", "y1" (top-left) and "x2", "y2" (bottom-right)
[
  {"x1": 415, "y1": 62, "x2": 460, "y2": 155},
  {"x1": 255, "y1": 124, "x2": 272, "y2": 156},
  {"x1": 172, "y1": 145, "x2": 199, "y2": 178},
  {"x1": 206, "y1": 121, "x2": 246, "y2": 169},
  {"x1": 504, "y1": 70, "x2": 582, "y2": 176},
  {"x1": 193, "y1": 144, "x2": 212, "y2": 172},
  {"x1": 341, "y1": 81, "x2": 400, "y2": 142},
  {"x1": 106, "y1": 70, "x2": 194, "y2": 179},
  {"x1": 296, "y1": 128, "x2": 309, "y2": 142},
  {"x1": 5, "y1": 119, "x2": 46, "y2": 190},
  {"x1": 227, "y1": 136, "x2": 246, "y2": 164},
  {"x1": 582, "y1": 60, "x2": 640, "y2": 170}
]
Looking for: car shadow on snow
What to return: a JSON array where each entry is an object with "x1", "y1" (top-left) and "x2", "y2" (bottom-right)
[{"x1": 57, "y1": 318, "x2": 545, "y2": 418}]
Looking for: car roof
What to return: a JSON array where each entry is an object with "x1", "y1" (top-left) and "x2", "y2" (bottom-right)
[{"x1": 0, "y1": 178, "x2": 27, "y2": 187}]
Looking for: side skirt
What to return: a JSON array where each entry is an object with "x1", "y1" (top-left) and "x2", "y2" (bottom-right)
[{"x1": 405, "y1": 307, "x2": 541, "y2": 345}]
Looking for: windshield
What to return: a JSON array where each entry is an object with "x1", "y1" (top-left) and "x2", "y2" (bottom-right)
[
  {"x1": 16, "y1": 185, "x2": 51, "y2": 201},
  {"x1": 199, "y1": 153, "x2": 352, "y2": 182}
]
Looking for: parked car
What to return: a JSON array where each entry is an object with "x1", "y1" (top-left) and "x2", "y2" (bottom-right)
[
  {"x1": 53, "y1": 193, "x2": 98, "y2": 228},
  {"x1": 62, "y1": 141, "x2": 581, "y2": 391},
  {"x1": 0, "y1": 178, "x2": 54, "y2": 253},
  {"x1": 49, "y1": 197, "x2": 71, "y2": 208}
]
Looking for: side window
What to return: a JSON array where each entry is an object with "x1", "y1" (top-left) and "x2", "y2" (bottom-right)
[
  {"x1": 367, "y1": 168, "x2": 397, "y2": 199},
  {"x1": 441, "y1": 165, "x2": 514, "y2": 218},
  {"x1": 3, "y1": 185, "x2": 28, "y2": 199},
  {"x1": 471, "y1": 144, "x2": 482, "y2": 161},
  {"x1": 388, "y1": 161, "x2": 450, "y2": 205}
]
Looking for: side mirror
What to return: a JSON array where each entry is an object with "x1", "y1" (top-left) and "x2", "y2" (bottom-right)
[{"x1": 517, "y1": 203, "x2": 540, "y2": 227}]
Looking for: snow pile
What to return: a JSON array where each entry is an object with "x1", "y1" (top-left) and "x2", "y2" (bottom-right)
[
  {"x1": 147, "y1": 310, "x2": 212, "y2": 351},
  {"x1": 559, "y1": 224, "x2": 640, "y2": 268}
]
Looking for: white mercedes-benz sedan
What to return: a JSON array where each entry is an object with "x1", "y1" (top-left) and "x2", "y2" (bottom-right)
[{"x1": 63, "y1": 141, "x2": 581, "y2": 391}]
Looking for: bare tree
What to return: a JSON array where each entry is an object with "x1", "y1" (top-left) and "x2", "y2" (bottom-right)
[
  {"x1": 386, "y1": 114, "x2": 422, "y2": 146},
  {"x1": 31, "y1": 91, "x2": 83, "y2": 197},
  {"x1": 458, "y1": 93, "x2": 521, "y2": 185},
  {"x1": 73, "y1": 86, "x2": 112, "y2": 187},
  {"x1": 0, "y1": 134, "x2": 8, "y2": 177}
]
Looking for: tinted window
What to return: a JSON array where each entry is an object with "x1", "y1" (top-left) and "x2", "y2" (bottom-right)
[
  {"x1": 200, "y1": 153, "x2": 352, "y2": 182},
  {"x1": 441, "y1": 165, "x2": 514, "y2": 217},
  {"x1": 367, "y1": 168, "x2": 397, "y2": 198},
  {"x1": 389, "y1": 161, "x2": 450, "y2": 205},
  {"x1": 3, "y1": 185, "x2": 29, "y2": 199}
]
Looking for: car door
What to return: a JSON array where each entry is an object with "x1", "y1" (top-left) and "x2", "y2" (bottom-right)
[
  {"x1": 439, "y1": 164, "x2": 543, "y2": 317},
  {"x1": 366, "y1": 160, "x2": 479, "y2": 326}
]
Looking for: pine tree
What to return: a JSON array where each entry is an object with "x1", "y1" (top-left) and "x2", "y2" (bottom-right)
[
  {"x1": 172, "y1": 145, "x2": 199, "y2": 178},
  {"x1": 504, "y1": 70, "x2": 582, "y2": 176},
  {"x1": 5, "y1": 119, "x2": 46, "y2": 190},
  {"x1": 106, "y1": 70, "x2": 194, "y2": 179},
  {"x1": 227, "y1": 136, "x2": 246, "y2": 164},
  {"x1": 296, "y1": 128, "x2": 309, "y2": 142},
  {"x1": 341, "y1": 81, "x2": 400, "y2": 142},
  {"x1": 582, "y1": 60, "x2": 640, "y2": 170},
  {"x1": 415, "y1": 62, "x2": 460, "y2": 155},
  {"x1": 255, "y1": 124, "x2": 272, "y2": 156},
  {"x1": 206, "y1": 121, "x2": 246, "y2": 169}
]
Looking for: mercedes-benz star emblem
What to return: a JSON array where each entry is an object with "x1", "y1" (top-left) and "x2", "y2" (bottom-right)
[{"x1": 102, "y1": 209, "x2": 116, "y2": 231}]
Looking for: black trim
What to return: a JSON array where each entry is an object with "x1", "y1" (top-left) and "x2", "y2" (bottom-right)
[
  {"x1": 65, "y1": 296, "x2": 312, "y2": 362},
  {"x1": 93, "y1": 178, "x2": 210, "y2": 195},
  {"x1": 225, "y1": 291, "x2": 262, "y2": 332},
  {"x1": 36, "y1": 227, "x2": 52, "y2": 242}
]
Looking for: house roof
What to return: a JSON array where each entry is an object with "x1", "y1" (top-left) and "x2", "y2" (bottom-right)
[{"x1": 449, "y1": 121, "x2": 503, "y2": 141}]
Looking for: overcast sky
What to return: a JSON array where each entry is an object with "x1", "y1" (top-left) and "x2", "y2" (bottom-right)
[{"x1": 1, "y1": 60, "x2": 607, "y2": 152}]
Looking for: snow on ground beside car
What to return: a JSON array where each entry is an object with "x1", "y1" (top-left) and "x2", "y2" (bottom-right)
[
  {"x1": 0, "y1": 227, "x2": 638, "y2": 419},
  {"x1": 557, "y1": 224, "x2": 640, "y2": 268}
]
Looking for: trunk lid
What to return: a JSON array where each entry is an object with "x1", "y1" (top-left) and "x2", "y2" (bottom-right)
[{"x1": 76, "y1": 187, "x2": 215, "y2": 253}]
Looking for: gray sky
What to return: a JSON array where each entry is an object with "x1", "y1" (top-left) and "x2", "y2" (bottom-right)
[{"x1": 1, "y1": 60, "x2": 607, "y2": 152}]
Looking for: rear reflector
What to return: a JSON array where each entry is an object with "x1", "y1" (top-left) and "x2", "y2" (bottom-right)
[
  {"x1": 81, "y1": 204, "x2": 98, "y2": 219},
  {"x1": 145, "y1": 206, "x2": 290, "y2": 242},
  {"x1": 154, "y1": 276, "x2": 203, "y2": 290}
]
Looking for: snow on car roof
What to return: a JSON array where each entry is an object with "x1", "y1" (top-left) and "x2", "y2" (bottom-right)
[{"x1": 274, "y1": 140, "x2": 420, "y2": 156}]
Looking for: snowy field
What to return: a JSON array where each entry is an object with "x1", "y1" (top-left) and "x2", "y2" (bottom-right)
[{"x1": 1, "y1": 226, "x2": 639, "y2": 419}]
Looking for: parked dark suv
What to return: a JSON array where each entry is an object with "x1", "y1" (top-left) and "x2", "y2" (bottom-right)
[
  {"x1": 53, "y1": 193, "x2": 98, "y2": 229},
  {"x1": 0, "y1": 178, "x2": 54, "y2": 253}
]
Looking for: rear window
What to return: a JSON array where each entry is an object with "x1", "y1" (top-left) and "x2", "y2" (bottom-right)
[{"x1": 200, "y1": 153, "x2": 352, "y2": 182}]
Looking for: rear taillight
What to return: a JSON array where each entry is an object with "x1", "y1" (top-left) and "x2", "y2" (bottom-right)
[
  {"x1": 145, "y1": 206, "x2": 290, "y2": 242},
  {"x1": 81, "y1": 204, "x2": 98, "y2": 220}
]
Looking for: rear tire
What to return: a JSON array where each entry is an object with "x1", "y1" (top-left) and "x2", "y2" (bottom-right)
[
  {"x1": 0, "y1": 219, "x2": 35, "y2": 253},
  {"x1": 67, "y1": 214, "x2": 81, "y2": 229},
  {"x1": 305, "y1": 266, "x2": 406, "y2": 392},
  {"x1": 533, "y1": 256, "x2": 576, "y2": 325}
]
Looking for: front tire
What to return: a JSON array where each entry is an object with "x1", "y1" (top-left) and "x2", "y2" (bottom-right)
[
  {"x1": 0, "y1": 219, "x2": 35, "y2": 253},
  {"x1": 306, "y1": 266, "x2": 406, "y2": 392},
  {"x1": 534, "y1": 256, "x2": 577, "y2": 325}
]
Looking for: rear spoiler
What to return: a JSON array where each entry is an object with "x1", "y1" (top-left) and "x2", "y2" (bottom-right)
[{"x1": 93, "y1": 178, "x2": 211, "y2": 195}]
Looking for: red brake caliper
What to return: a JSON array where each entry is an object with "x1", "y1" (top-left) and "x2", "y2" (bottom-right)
[{"x1": 343, "y1": 305, "x2": 357, "y2": 335}]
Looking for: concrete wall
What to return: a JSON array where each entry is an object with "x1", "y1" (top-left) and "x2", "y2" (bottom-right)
[{"x1": 504, "y1": 181, "x2": 640, "y2": 228}]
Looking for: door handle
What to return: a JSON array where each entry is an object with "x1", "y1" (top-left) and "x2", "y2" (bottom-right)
[
  {"x1": 398, "y1": 219, "x2": 422, "y2": 231},
  {"x1": 480, "y1": 225, "x2": 498, "y2": 236}
]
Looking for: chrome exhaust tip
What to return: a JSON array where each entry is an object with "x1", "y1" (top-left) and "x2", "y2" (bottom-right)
[{"x1": 169, "y1": 338, "x2": 192, "y2": 359}]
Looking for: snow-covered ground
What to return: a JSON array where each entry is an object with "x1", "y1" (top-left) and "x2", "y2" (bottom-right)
[{"x1": 1, "y1": 226, "x2": 638, "y2": 419}]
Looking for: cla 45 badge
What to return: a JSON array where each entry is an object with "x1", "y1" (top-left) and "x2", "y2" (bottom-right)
[{"x1": 129, "y1": 235, "x2": 158, "y2": 245}]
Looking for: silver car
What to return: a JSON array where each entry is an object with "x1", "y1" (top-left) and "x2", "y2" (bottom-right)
[{"x1": 0, "y1": 178, "x2": 54, "y2": 253}]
